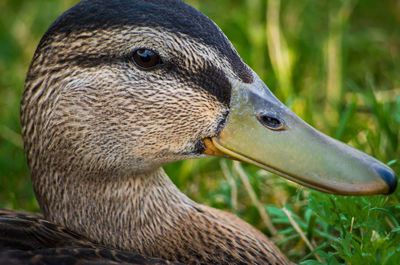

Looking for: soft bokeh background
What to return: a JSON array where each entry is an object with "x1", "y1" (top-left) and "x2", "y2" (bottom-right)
[{"x1": 0, "y1": 0, "x2": 399, "y2": 264}]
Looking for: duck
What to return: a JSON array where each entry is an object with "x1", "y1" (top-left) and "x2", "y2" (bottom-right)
[{"x1": 0, "y1": 0, "x2": 397, "y2": 264}]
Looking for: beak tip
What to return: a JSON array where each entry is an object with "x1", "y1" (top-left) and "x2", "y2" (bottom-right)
[{"x1": 376, "y1": 166, "x2": 398, "y2": 194}]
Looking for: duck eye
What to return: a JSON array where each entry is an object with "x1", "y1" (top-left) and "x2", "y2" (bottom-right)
[{"x1": 133, "y1": 49, "x2": 162, "y2": 70}]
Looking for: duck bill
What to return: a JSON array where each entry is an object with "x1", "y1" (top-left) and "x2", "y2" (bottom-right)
[{"x1": 210, "y1": 74, "x2": 397, "y2": 195}]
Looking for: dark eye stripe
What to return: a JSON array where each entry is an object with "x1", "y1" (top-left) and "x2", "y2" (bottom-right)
[{"x1": 133, "y1": 49, "x2": 162, "y2": 70}]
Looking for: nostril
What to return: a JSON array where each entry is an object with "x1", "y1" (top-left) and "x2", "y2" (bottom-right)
[
  {"x1": 257, "y1": 113, "x2": 285, "y2": 131},
  {"x1": 375, "y1": 166, "x2": 398, "y2": 194}
]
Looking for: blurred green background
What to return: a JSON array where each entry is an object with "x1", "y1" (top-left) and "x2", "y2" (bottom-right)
[{"x1": 0, "y1": 0, "x2": 399, "y2": 264}]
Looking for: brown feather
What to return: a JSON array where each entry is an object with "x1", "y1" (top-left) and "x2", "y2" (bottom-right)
[{"x1": 1, "y1": 0, "x2": 294, "y2": 264}]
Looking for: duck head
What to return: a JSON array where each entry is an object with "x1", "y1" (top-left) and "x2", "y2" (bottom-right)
[{"x1": 22, "y1": 0, "x2": 396, "y2": 202}]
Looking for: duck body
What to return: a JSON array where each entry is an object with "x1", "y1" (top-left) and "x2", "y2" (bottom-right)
[
  {"x1": 0, "y1": 170, "x2": 290, "y2": 264},
  {"x1": 1, "y1": 0, "x2": 396, "y2": 264}
]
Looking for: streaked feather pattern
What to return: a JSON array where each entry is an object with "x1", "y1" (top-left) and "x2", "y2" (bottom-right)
[{"x1": 0, "y1": 0, "x2": 293, "y2": 264}]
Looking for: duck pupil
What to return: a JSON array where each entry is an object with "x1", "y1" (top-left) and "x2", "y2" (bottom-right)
[
  {"x1": 133, "y1": 49, "x2": 160, "y2": 69},
  {"x1": 138, "y1": 49, "x2": 152, "y2": 62}
]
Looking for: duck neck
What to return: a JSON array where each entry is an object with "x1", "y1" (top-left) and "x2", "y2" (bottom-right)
[{"x1": 38, "y1": 167, "x2": 196, "y2": 252}]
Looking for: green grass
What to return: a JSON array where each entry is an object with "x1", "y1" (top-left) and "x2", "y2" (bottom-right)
[{"x1": 0, "y1": 0, "x2": 399, "y2": 264}]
